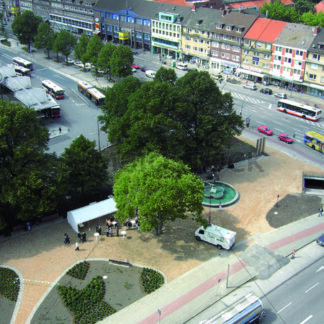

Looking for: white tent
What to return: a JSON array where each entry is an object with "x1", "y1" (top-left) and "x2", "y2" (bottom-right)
[{"x1": 67, "y1": 198, "x2": 117, "y2": 233}]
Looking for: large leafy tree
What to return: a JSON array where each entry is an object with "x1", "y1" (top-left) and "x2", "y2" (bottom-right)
[
  {"x1": 34, "y1": 22, "x2": 56, "y2": 58},
  {"x1": 97, "y1": 42, "x2": 116, "y2": 79},
  {"x1": 154, "y1": 67, "x2": 177, "y2": 84},
  {"x1": 60, "y1": 135, "x2": 109, "y2": 199},
  {"x1": 52, "y1": 30, "x2": 76, "y2": 61},
  {"x1": 301, "y1": 11, "x2": 324, "y2": 26},
  {"x1": 11, "y1": 10, "x2": 42, "y2": 52},
  {"x1": 109, "y1": 45, "x2": 133, "y2": 78},
  {"x1": 113, "y1": 152, "x2": 205, "y2": 235},
  {"x1": 83, "y1": 34, "x2": 103, "y2": 66},
  {"x1": 260, "y1": 0, "x2": 300, "y2": 22},
  {"x1": 0, "y1": 101, "x2": 59, "y2": 227},
  {"x1": 74, "y1": 33, "x2": 89, "y2": 66}
]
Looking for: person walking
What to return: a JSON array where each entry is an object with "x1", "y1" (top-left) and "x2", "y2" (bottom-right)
[
  {"x1": 319, "y1": 206, "x2": 323, "y2": 217},
  {"x1": 75, "y1": 242, "x2": 80, "y2": 251}
]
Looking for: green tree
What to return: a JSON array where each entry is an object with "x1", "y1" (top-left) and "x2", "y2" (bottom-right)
[
  {"x1": 34, "y1": 22, "x2": 56, "y2": 58},
  {"x1": 97, "y1": 43, "x2": 116, "y2": 79},
  {"x1": 74, "y1": 33, "x2": 89, "y2": 67},
  {"x1": 109, "y1": 45, "x2": 133, "y2": 78},
  {"x1": 301, "y1": 11, "x2": 324, "y2": 26},
  {"x1": 113, "y1": 152, "x2": 205, "y2": 235},
  {"x1": 154, "y1": 67, "x2": 177, "y2": 84},
  {"x1": 0, "y1": 101, "x2": 58, "y2": 225},
  {"x1": 260, "y1": 0, "x2": 300, "y2": 22},
  {"x1": 83, "y1": 34, "x2": 103, "y2": 67},
  {"x1": 60, "y1": 135, "x2": 109, "y2": 199},
  {"x1": 11, "y1": 10, "x2": 42, "y2": 52},
  {"x1": 52, "y1": 30, "x2": 76, "y2": 61},
  {"x1": 294, "y1": 0, "x2": 314, "y2": 14}
]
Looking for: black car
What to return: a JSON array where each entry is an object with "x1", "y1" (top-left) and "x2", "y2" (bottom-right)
[{"x1": 260, "y1": 88, "x2": 272, "y2": 95}]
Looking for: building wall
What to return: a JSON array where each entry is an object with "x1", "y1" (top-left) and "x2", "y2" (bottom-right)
[{"x1": 304, "y1": 51, "x2": 324, "y2": 86}]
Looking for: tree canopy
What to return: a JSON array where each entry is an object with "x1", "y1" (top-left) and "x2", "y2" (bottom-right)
[
  {"x1": 74, "y1": 33, "x2": 89, "y2": 64},
  {"x1": 113, "y1": 152, "x2": 205, "y2": 235},
  {"x1": 11, "y1": 10, "x2": 42, "y2": 52},
  {"x1": 109, "y1": 45, "x2": 133, "y2": 78},
  {"x1": 82, "y1": 34, "x2": 104, "y2": 66},
  {"x1": 100, "y1": 69, "x2": 243, "y2": 171},
  {"x1": 34, "y1": 22, "x2": 56, "y2": 58},
  {"x1": 52, "y1": 30, "x2": 76, "y2": 61}
]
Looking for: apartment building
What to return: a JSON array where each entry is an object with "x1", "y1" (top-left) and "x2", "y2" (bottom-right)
[
  {"x1": 304, "y1": 28, "x2": 324, "y2": 97},
  {"x1": 209, "y1": 11, "x2": 258, "y2": 75},
  {"x1": 181, "y1": 7, "x2": 222, "y2": 67},
  {"x1": 270, "y1": 23, "x2": 316, "y2": 90},
  {"x1": 240, "y1": 18, "x2": 286, "y2": 83}
]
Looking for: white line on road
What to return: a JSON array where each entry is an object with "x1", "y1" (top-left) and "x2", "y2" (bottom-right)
[
  {"x1": 300, "y1": 315, "x2": 313, "y2": 324},
  {"x1": 305, "y1": 282, "x2": 319, "y2": 294},
  {"x1": 316, "y1": 265, "x2": 324, "y2": 272},
  {"x1": 277, "y1": 301, "x2": 292, "y2": 313}
]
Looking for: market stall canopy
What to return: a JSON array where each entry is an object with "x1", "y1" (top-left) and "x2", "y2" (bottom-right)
[{"x1": 67, "y1": 197, "x2": 117, "y2": 232}]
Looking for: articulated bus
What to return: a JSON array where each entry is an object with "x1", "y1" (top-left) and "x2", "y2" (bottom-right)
[
  {"x1": 14, "y1": 65, "x2": 31, "y2": 77},
  {"x1": 304, "y1": 131, "x2": 324, "y2": 153},
  {"x1": 12, "y1": 57, "x2": 33, "y2": 71},
  {"x1": 77, "y1": 80, "x2": 105, "y2": 106},
  {"x1": 277, "y1": 99, "x2": 321, "y2": 121},
  {"x1": 41, "y1": 80, "x2": 65, "y2": 99}
]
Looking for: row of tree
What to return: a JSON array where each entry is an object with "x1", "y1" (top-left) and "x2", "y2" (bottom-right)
[
  {"x1": 261, "y1": 0, "x2": 324, "y2": 26},
  {"x1": 0, "y1": 102, "x2": 109, "y2": 232}
]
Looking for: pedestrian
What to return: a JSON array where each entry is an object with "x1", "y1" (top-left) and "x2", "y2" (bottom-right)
[
  {"x1": 75, "y1": 242, "x2": 80, "y2": 251},
  {"x1": 105, "y1": 226, "x2": 109, "y2": 237},
  {"x1": 108, "y1": 226, "x2": 113, "y2": 237},
  {"x1": 77, "y1": 232, "x2": 81, "y2": 242},
  {"x1": 277, "y1": 194, "x2": 280, "y2": 201},
  {"x1": 116, "y1": 223, "x2": 119, "y2": 237},
  {"x1": 219, "y1": 202, "x2": 222, "y2": 210},
  {"x1": 291, "y1": 249, "x2": 296, "y2": 259},
  {"x1": 59, "y1": 127, "x2": 62, "y2": 133},
  {"x1": 319, "y1": 206, "x2": 323, "y2": 217}
]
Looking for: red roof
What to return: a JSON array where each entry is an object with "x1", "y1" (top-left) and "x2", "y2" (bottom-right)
[
  {"x1": 315, "y1": 0, "x2": 324, "y2": 13},
  {"x1": 153, "y1": 0, "x2": 191, "y2": 6},
  {"x1": 228, "y1": 0, "x2": 293, "y2": 9},
  {"x1": 244, "y1": 18, "x2": 287, "y2": 43}
]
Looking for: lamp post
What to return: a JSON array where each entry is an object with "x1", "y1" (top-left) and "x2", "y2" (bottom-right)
[{"x1": 97, "y1": 119, "x2": 101, "y2": 151}]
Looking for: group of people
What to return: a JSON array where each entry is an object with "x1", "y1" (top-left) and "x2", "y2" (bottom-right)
[{"x1": 64, "y1": 233, "x2": 80, "y2": 251}]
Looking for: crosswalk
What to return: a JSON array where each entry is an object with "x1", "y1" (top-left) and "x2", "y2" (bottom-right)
[{"x1": 226, "y1": 91, "x2": 265, "y2": 105}]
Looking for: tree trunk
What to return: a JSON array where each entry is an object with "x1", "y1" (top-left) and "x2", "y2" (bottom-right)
[{"x1": 155, "y1": 214, "x2": 163, "y2": 235}]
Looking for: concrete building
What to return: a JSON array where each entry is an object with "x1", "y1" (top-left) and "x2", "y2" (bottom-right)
[
  {"x1": 304, "y1": 27, "x2": 324, "y2": 98},
  {"x1": 240, "y1": 18, "x2": 286, "y2": 83}
]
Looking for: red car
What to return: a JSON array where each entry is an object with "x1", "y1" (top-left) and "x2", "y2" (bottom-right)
[
  {"x1": 257, "y1": 125, "x2": 273, "y2": 136},
  {"x1": 278, "y1": 133, "x2": 293, "y2": 143},
  {"x1": 131, "y1": 63, "x2": 139, "y2": 69}
]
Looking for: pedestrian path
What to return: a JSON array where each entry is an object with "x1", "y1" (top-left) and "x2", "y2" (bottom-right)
[{"x1": 230, "y1": 91, "x2": 265, "y2": 105}]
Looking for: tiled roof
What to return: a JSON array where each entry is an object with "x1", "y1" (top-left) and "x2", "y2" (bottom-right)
[
  {"x1": 244, "y1": 18, "x2": 287, "y2": 43},
  {"x1": 184, "y1": 7, "x2": 223, "y2": 29},
  {"x1": 226, "y1": 0, "x2": 293, "y2": 8},
  {"x1": 308, "y1": 28, "x2": 324, "y2": 54},
  {"x1": 314, "y1": 0, "x2": 324, "y2": 13},
  {"x1": 218, "y1": 12, "x2": 258, "y2": 36},
  {"x1": 274, "y1": 23, "x2": 317, "y2": 50}
]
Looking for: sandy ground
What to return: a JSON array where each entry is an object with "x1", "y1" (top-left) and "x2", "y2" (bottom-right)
[{"x1": 0, "y1": 138, "x2": 324, "y2": 324}]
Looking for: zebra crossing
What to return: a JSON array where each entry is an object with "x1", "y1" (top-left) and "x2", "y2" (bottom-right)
[{"x1": 227, "y1": 91, "x2": 265, "y2": 105}]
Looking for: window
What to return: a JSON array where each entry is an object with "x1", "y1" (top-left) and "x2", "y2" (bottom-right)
[
  {"x1": 312, "y1": 54, "x2": 320, "y2": 61},
  {"x1": 296, "y1": 50, "x2": 303, "y2": 56},
  {"x1": 275, "y1": 55, "x2": 281, "y2": 61},
  {"x1": 256, "y1": 42, "x2": 262, "y2": 48},
  {"x1": 293, "y1": 69, "x2": 300, "y2": 75},
  {"x1": 243, "y1": 49, "x2": 249, "y2": 55},
  {"x1": 244, "y1": 39, "x2": 250, "y2": 46},
  {"x1": 275, "y1": 46, "x2": 282, "y2": 52},
  {"x1": 233, "y1": 46, "x2": 240, "y2": 52},
  {"x1": 232, "y1": 55, "x2": 240, "y2": 62},
  {"x1": 243, "y1": 58, "x2": 249, "y2": 63},
  {"x1": 211, "y1": 50, "x2": 219, "y2": 56},
  {"x1": 310, "y1": 63, "x2": 318, "y2": 70},
  {"x1": 185, "y1": 45, "x2": 191, "y2": 50},
  {"x1": 262, "y1": 63, "x2": 270, "y2": 68},
  {"x1": 321, "y1": 76, "x2": 324, "y2": 83},
  {"x1": 309, "y1": 74, "x2": 317, "y2": 80},
  {"x1": 226, "y1": 25, "x2": 233, "y2": 31},
  {"x1": 193, "y1": 46, "x2": 198, "y2": 51},
  {"x1": 253, "y1": 52, "x2": 259, "y2": 57},
  {"x1": 263, "y1": 53, "x2": 270, "y2": 59},
  {"x1": 286, "y1": 48, "x2": 292, "y2": 54},
  {"x1": 284, "y1": 58, "x2": 292, "y2": 63},
  {"x1": 252, "y1": 60, "x2": 259, "y2": 66},
  {"x1": 186, "y1": 36, "x2": 191, "y2": 41},
  {"x1": 265, "y1": 43, "x2": 271, "y2": 50},
  {"x1": 194, "y1": 38, "x2": 198, "y2": 42}
]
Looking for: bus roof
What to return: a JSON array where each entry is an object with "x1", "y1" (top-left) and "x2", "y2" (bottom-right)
[
  {"x1": 13, "y1": 56, "x2": 32, "y2": 65},
  {"x1": 306, "y1": 131, "x2": 324, "y2": 142},
  {"x1": 14, "y1": 65, "x2": 30, "y2": 72},
  {"x1": 78, "y1": 80, "x2": 93, "y2": 90},
  {"x1": 278, "y1": 99, "x2": 321, "y2": 112},
  {"x1": 42, "y1": 80, "x2": 64, "y2": 92},
  {"x1": 87, "y1": 87, "x2": 105, "y2": 99}
]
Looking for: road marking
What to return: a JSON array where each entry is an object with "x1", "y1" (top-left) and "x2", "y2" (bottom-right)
[
  {"x1": 305, "y1": 282, "x2": 319, "y2": 293},
  {"x1": 300, "y1": 315, "x2": 313, "y2": 324},
  {"x1": 277, "y1": 301, "x2": 292, "y2": 313},
  {"x1": 316, "y1": 265, "x2": 324, "y2": 272}
]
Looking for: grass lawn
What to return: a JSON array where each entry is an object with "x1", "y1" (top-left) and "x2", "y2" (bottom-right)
[{"x1": 31, "y1": 261, "x2": 148, "y2": 324}]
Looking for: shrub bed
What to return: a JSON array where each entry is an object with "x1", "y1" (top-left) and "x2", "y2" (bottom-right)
[
  {"x1": 57, "y1": 275, "x2": 116, "y2": 324},
  {"x1": 0, "y1": 268, "x2": 20, "y2": 301},
  {"x1": 141, "y1": 268, "x2": 164, "y2": 294},
  {"x1": 67, "y1": 261, "x2": 90, "y2": 280}
]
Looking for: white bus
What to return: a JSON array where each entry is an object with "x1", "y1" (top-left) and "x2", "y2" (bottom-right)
[
  {"x1": 277, "y1": 99, "x2": 321, "y2": 121},
  {"x1": 77, "y1": 81, "x2": 105, "y2": 106},
  {"x1": 12, "y1": 57, "x2": 33, "y2": 71},
  {"x1": 14, "y1": 65, "x2": 31, "y2": 77},
  {"x1": 41, "y1": 80, "x2": 65, "y2": 99}
]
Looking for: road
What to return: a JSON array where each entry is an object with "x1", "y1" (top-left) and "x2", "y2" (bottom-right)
[{"x1": 262, "y1": 253, "x2": 324, "y2": 323}]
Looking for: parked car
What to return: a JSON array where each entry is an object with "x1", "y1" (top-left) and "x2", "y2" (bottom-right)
[
  {"x1": 274, "y1": 92, "x2": 287, "y2": 99},
  {"x1": 145, "y1": 70, "x2": 156, "y2": 78},
  {"x1": 132, "y1": 68, "x2": 137, "y2": 72},
  {"x1": 316, "y1": 233, "x2": 324, "y2": 246},
  {"x1": 257, "y1": 125, "x2": 273, "y2": 136},
  {"x1": 260, "y1": 88, "x2": 272, "y2": 95},
  {"x1": 176, "y1": 63, "x2": 188, "y2": 71},
  {"x1": 278, "y1": 133, "x2": 293, "y2": 143},
  {"x1": 131, "y1": 63, "x2": 140, "y2": 69},
  {"x1": 74, "y1": 60, "x2": 83, "y2": 68},
  {"x1": 65, "y1": 57, "x2": 74, "y2": 64},
  {"x1": 243, "y1": 83, "x2": 257, "y2": 90},
  {"x1": 140, "y1": 66, "x2": 146, "y2": 72}
]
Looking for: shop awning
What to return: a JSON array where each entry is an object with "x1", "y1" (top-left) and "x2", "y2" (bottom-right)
[
  {"x1": 237, "y1": 68, "x2": 264, "y2": 78},
  {"x1": 303, "y1": 82, "x2": 324, "y2": 91}
]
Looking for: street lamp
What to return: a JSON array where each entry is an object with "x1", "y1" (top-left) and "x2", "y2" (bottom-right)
[{"x1": 97, "y1": 119, "x2": 102, "y2": 151}]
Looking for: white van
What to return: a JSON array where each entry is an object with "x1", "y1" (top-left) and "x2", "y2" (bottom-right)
[
  {"x1": 145, "y1": 70, "x2": 156, "y2": 78},
  {"x1": 243, "y1": 83, "x2": 257, "y2": 90},
  {"x1": 176, "y1": 63, "x2": 188, "y2": 71},
  {"x1": 195, "y1": 224, "x2": 236, "y2": 250}
]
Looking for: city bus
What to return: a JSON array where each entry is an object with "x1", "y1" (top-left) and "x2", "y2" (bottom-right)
[
  {"x1": 12, "y1": 57, "x2": 33, "y2": 71},
  {"x1": 77, "y1": 81, "x2": 105, "y2": 106},
  {"x1": 304, "y1": 131, "x2": 324, "y2": 153},
  {"x1": 41, "y1": 79, "x2": 65, "y2": 99},
  {"x1": 277, "y1": 99, "x2": 321, "y2": 121},
  {"x1": 14, "y1": 65, "x2": 31, "y2": 77}
]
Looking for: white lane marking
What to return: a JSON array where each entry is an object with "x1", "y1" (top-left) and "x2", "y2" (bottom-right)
[
  {"x1": 305, "y1": 282, "x2": 319, "y2": 294},
  {"x1": 277, "y1": 301, "x2": 292, "y2": 313},
  {"x1": 300, "y1": 315, "x2": 313, "y2": 324},
  {"x1": 316, "y1": 266, "x2": 324, "y2": 272}
]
